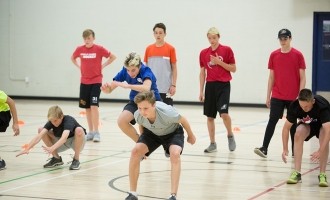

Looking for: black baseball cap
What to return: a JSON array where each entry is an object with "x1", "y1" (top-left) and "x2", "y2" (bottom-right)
[{"x1": 278, "y1": 29, "x2": 292, "y2": 38}]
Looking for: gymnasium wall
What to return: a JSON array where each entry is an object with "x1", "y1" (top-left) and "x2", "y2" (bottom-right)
[{"x1": 1, "y1": 0, "x2": 330, "y2": 104}]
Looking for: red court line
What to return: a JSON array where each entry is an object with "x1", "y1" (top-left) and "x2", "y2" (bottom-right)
[{"x1": 247, "y1": 165, "x2": 320, "y2": 200}]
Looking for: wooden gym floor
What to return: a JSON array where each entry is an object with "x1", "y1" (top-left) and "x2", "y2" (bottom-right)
[{"x1": 0, "y1": 99, "x2": 329, "y2": 200}]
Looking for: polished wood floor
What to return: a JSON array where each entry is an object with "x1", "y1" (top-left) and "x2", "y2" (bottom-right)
[{"x1": 0, "y1": 100, "x2": 329, "y2": 200}]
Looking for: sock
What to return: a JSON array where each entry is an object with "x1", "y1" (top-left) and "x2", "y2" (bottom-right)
[{"x1": 129, "y1": 191, "x2": 138, "y2": 197}]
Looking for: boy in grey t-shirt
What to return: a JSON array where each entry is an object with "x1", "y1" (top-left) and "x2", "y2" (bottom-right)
[{"x1": 125, "y1": 91, "x2": 196, "y2": 200}]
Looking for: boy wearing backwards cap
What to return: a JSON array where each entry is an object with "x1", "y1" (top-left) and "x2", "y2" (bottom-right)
[
  {"x1": 199, "y1": 27, "x2": 237, "y2": 153},
  {"x1": 254, "y1": 28, "x2": 306, "y2": 158}
]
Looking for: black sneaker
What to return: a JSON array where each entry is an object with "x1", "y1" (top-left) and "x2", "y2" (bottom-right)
[
  {"x1": 0, "y1": 158, "x2": 6, "y2": 170},
  {"x1": 125, "y1": 193, "x2": 138, "y2": 200},
  {"x1": 43, "y1": 157, "x2": 64, "y2": 168},
  {"x1": 254, "y1": 147, "x2": 267, "y2": 158},
  {"x1": 69, "y1": 159, "x2": 80, "y2": 170}
]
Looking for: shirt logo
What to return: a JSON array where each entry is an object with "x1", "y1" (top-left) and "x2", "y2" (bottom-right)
[
  {"x1": 81, "y1": 53, "x2": 96, "y2": 59},
  {"x1": 137, "y1": 78, "x2": 143, "y2": 83},
  {"x1": 298, "y1": 115, "x2": 317, "y2": 124}
]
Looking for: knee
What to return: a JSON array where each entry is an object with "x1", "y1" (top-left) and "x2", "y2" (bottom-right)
[
  {"x1": 220, "y1": 113, "x2": 230, "y2": 120},
  {"x1": 170, "y1": 150, "x2": 181, "y2": 162},
  {"x1": 75, "y1": 127, "x2": 85, "y2": 137},
  {"x1": 38, "y1": 127, "x2": 43, "y2": 133}
]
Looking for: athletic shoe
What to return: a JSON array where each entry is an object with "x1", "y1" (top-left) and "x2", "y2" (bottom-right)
[
  {"x1": 168, "y1": 194, "x2": 177, "y2": 200},
  {"x1": 318, "y1": 173, "x2": 328, "y2": 187},
  {"x1": 287, "y1": 171, "x2": 302, "y2": 184},
  {"x1": 228, "y1": 135, "x2": 236, "y2": 151},
  {"x1": 69, "y1": 159, "x2": 80, "y2": 170},
  {"x1": 86, "y1": 132, "x2": 94, "y2": 141},
  {"x1": 0, "y1": 158, "x2": 6, "y2": 170},
  {"x1": 125, "y1": 193, "x2": 138, "y2": 200},
  {"x1": 93, "y1": 132, "x2": 101, "y2": 142},
  {"x1": 254, "y1": 147, "x2": 267, "y2": 158},
  {"x1": 204, "y1": 143, "x2": 217, "y2": 153},
  {"x1": 43, "y1": 156, "x2": 64, "y2": 168}
]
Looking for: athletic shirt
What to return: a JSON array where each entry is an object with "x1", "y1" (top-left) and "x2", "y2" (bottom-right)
[
  {"x1": 0, "y1": 90, "x2": 9, "y2": 112},
  {"x1": 144, "y1": 42, "x2": 177, "y2": 93},
  {"x1": 134, "y1": 101, "x2": 181, "y2": 136},
  {"x1": 199, "y1": 44, "x2": 235, "y2": 82},
  {"x1": 72, "y1": 44, "x2": 111, "y2": 84},
  {"x1": 43, "y1": 115, "x2": 85, "y2": 138},
  {"x1": 113, "y1": 63, "x2": 161, "y2": 101},
  {"x1": 286, "y1": 95, "x2": 330, "y2": 125},
  {"x1": 268, "y1": 48, "x2": 306, "y2": 100}
]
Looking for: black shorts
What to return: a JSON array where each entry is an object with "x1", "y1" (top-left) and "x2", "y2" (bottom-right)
[
  {"x1": 123, "y1": 101, "x2": 138, "y2": 125},
  {"x1": 298, "y1": 122, "x2": 322, "y2": 141},
  {"x1": 138, "y1": 126, "x2": 184, "y2": 157},
  {"x1": 160, "y1": 93, "x2": 172, "y2": 106},
  {"x1": 0, "y1": 111, "x2": 11, "y2": 132},
  {"x1": 204, "y1": 81, "x2": 231, "y2": 118},
  {"x1": 79, "y1": 83, "x2": 101, "y2": 108}
]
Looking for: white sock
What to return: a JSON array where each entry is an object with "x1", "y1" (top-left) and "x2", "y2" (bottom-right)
[{"x1": 129, "y1": 191, "x2": 138, "y2": 197}]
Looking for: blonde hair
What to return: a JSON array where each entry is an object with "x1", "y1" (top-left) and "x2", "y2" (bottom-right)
[
  {"x1": 124, "y1": 52, "x2": 141, "y2": 68},
  {"x1": 47, "y1": 106, "x2": 64, "y2": 120}
]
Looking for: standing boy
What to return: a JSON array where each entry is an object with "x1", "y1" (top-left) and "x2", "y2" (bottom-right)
[
  {"x1": 16, "y1": 106, "x2": 86, "y2": 170},
  {"x1": 144, "y1": 23, "x2": 177, "y2": 105},
  {"x1": 71, "y1": 29, "x2": 116, "y2": 142},
  {"x1": 0, "y1": 90, "x2": 20, "y2": 170},
  {"x1": 282, "y1": 89, "x2": 329, "y2": 187},
  {"x1": 125, "y1": 91, "x2": 196, "y2": 200},
  {"x1": 199, "y1": 27, "x2": 237, "y2": 153},
  {"x1": 254, "y1": 29, "x2": 306, "y2": 158}
]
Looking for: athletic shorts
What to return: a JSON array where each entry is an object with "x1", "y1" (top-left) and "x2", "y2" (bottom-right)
[
  {"x1": 79, "y1": 83, "x2": 102, "y2": 108},
  {"x1": 160, "y1": 93, "x2": 173, "y2": 106},
  {"x1": 54, "y1": 133, "x2": 87, "y2": 153},
  {"x1": 0, "y1": 111, "x2": 11, "y2": 132},
  {"x1": 123, "y1": 101, "x2": 138, "y2": 125},
  {"x1": 298, "y1": 122, "x2": 322, "y2": 141},
  {"x1": 138, "y1": 126, "x2": 184, "y2": 157},
  {"x1": 204, "y1": 81, "x2": 231, "y2": 118}
]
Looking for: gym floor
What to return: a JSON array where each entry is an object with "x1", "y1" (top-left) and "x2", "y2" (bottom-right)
[{"x1": 0, "y1": 99, "x2": 328, "y2": 199}]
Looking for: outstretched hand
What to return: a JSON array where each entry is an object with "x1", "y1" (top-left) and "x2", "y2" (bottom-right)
[{"x1": 16, "y1": 144, "x2": 30, "y2": 157}]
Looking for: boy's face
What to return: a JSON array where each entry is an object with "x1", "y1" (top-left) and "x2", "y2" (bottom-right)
[
  {"x1": 298, "y1": 99, "x2": 315, "y2": 112},
  {"x1": 83, "y1": 35, "x2": 95, "y2": 48},
  {"x1": 207, "y1": 34, "x2": 220, "y2": 46},
  {"x1": 137, "y1": 100, "x2": 156, "y2": 119},
  {"x1": 279, "y1": 37, "x2": 291, "y2": 48},
  {"x1": 153, "y1": 27, "x2": 166, "y2": 42},
  {"x1": 126, "y1": 66, "x2": 140, "y2": 78},
  {"x1": 50, "y1": 116, "x2": 63, "y2": 127}
]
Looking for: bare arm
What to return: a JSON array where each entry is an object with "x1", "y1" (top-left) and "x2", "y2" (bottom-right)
[
  {"x1": 71, "y1": 55, "x2": 80, "y2": 69},
  {"x1": 6, "y1": 96, "x2": 19, "y2": 136},
  {"x1": 266, "y1": 70, "x2": 275, "y2": 108},
  {"x1": 102, "y1": 53, "x2": 117, "y2": 69},
  {"x1": 43, "y1": 130, "x2": 70, "y2": 154},
  {"x1": 16, "y1": 128, "x2": 48, "y2": 156},
  {"x1": 282, "y1": 120, "x2": 293, "y2": 163},
  {"x1": 178, "y1": 116, "x2": 196, "y2": 145},
  {"x1": 169, "y1": 62, "x2": 177, "y2": 96},
  {"x1": 199, "y1": 67, "x2": 206, "y2": 102},
  {"x1": 299, "y1": 69, "x2": 306, "y2": 91}
]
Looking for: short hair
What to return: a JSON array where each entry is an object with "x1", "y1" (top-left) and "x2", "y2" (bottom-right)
[
  {"x1": 124, "y1": 52, "x2": 141, "y2": 68},
  {"x1": 153, "y1": 23, "x2": 166, "y2": 34},
  {"x1": 82, "y1": 29, "x2": 95, "y2": 39},
  {"x1": 298, "y1": 89, "x2": 314, "y2": 102},
  {"x1": 47, "y1": 106, "x2": 64, "y2": 120},
  {"x1": 134, "y1": 91, "x2": 156, "y2": 105}
]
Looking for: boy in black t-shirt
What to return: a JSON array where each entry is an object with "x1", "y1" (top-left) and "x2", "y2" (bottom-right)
[
  {"x1": 282, "y1": 89, "x2": 329, "y2": 187},
  {"x1": 16, "y1": 106, "x2": 86, "y2": 170}
]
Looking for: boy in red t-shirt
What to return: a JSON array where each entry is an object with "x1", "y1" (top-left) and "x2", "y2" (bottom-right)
[{"x1": 71, "y1": 29, "x2": 116, "y2": 142}]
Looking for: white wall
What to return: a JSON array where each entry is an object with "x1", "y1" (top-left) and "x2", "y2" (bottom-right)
[{"x1": 1, "y1": 0, "x2": 330, "y2": 104}]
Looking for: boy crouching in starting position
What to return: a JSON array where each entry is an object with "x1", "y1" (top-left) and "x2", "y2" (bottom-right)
[
  {"x1": 17, "y1": 105, "x2": 86, "y2": 170},
  {"x1": 125, "y1": 91, "x2": 196, "y2": 200}
]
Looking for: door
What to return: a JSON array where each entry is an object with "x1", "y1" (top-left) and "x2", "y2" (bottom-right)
[{"x1": 312, "y1": 12, "x2": 330, "y2": 101}]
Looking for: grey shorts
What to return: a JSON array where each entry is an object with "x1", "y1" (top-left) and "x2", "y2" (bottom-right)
[{"x1": 54, "y1": 135, "x2": 87, "y2": 153}]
